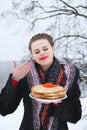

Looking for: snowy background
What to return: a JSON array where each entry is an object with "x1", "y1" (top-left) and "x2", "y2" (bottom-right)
[{"x1": 0, "y1": 0, "x2": 87, "y2": 130}]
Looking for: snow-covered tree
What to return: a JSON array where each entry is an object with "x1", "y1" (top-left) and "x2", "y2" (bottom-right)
[{"x1": 0, "y1": 0, "x2": 87, "y2": 76}]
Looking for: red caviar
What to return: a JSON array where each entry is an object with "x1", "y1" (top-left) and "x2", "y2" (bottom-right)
[{"x1": 43, "y1": 83, "x2": 55, "y2": 88}]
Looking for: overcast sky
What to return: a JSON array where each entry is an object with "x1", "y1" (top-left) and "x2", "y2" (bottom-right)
[
  {"x1": 0, "y1": 0, "x2": 29, "y2": 61},
  {"x1": 0, "y1": 1, "x2": 87, "y2": 130}
]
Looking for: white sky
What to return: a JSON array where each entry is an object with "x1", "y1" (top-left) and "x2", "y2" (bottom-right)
[
  {"x1": 0, "y1": 25, "x2": 29, "y2": 61},
  {"x1": 0, "y1": 0, "x2": 29, "y2": 61},
  {"x1": 0, "y1": 1, "x2": 87, "y2": 130}
]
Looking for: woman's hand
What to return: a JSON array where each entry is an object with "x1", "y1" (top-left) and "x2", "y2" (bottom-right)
[{"x1": 12, "y1": 61, "x2": 31, "y2": 81}]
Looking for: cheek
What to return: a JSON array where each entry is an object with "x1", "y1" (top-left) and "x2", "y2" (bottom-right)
[
  {"x1": 49, "y1": 50, "x2": 54, "y2": 56},
  {"x1": 32, "y1": 55, "x2": 38, "y2": 61},
  {"x1": 32, "y1": 54, "x2": 35, "y2": 60}
]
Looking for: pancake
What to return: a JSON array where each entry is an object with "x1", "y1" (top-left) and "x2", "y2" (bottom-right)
[{"x1": 31, "y1": 83, "x2": 66, "y2": 100}]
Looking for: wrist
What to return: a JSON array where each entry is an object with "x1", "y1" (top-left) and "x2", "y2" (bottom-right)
[
  {"x1": 12, "y1": 75, "x2": 20, "y2": 82},
  {"x1": 11, "y1": 77, "x2": 19, "y2": 87}
]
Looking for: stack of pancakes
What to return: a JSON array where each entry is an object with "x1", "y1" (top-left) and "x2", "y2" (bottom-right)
[{"x1": 31, "y1": 83, "x2": 66, "y2": 100}]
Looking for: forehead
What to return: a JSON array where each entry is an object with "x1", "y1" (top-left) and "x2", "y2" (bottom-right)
[{"x1": 31, "y1": 39, "x2": 50, "y2": 50}]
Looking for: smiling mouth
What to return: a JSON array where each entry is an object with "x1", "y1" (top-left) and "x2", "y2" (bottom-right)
[{"x1": 39, "y1": 56, "x2": 48, "y2": 60}]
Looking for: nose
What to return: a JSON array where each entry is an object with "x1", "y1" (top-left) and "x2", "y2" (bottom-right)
[{"x1": 39, "y1": 50, "x2": 44, "y2": 55}]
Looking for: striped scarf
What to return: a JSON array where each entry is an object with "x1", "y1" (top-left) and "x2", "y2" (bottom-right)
[{"x1": 27, "y1": 56, "x2": 76, "y2": 130}]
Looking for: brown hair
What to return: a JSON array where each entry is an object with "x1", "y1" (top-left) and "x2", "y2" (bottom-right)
[{"x1": 29, "y1": 33, "x2": 54, "y2": 51}]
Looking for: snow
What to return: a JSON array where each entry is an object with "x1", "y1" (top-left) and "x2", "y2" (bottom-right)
[
  {"x1": 0, "y1": 97, "x2": 87, "y2": 130},
  {"x1": 0, "y1": 0, "x2": 87, "y2": 129},
  {"x1": 0, "y1": 100, "x2": 24, "y2": 130},
  {"x1": 68, "y1": 97, "x2": 87, "y2": 130}
]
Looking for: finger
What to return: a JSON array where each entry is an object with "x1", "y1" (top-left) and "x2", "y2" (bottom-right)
[
  {"x1": 21, "y1": 62, "x2": 31, "y2": 70},
  {"x1": 22, "y1": 61, "x2": 30, "y2": 67},
  {"x1": 58, "y1": 100, "x2": 62, "y2": 103},
  {"x1": 13, "y1": 60, "x2": 17, "y2": 69}
]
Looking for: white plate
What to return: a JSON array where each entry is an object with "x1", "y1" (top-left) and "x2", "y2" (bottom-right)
[{"x1": 29, "y1": 94, "x2": 67, "y2": 104}]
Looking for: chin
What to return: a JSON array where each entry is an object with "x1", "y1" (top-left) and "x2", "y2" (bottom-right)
[{"x1": 41, "y1": 61, "x2": 51, "y2": 66}]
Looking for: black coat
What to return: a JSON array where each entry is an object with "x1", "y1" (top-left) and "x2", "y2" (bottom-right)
[{"x1": 0, "y1": 68, "x2": 82, "y2": 130}]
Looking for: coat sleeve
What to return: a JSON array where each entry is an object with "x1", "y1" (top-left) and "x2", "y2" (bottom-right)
[
  {"x1": 0, "y1": 74, "x2": 27, "y2": 116},
  {"x1": 55, "y1": 67, "x2": 82, "y2": 123}
]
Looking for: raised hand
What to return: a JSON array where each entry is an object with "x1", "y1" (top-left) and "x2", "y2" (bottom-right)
[{"x1": 12, "y1": 61, "x2": 31, "y2": 81}]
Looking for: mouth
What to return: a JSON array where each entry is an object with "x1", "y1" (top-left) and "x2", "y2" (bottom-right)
[{"x1": 39, "y1": 56, "x2": 48, "y2": 60}]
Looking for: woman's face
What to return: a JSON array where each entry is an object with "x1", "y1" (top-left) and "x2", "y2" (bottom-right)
[{"x1": 31, "y1": 39, "x2": 55, "y2": 70}]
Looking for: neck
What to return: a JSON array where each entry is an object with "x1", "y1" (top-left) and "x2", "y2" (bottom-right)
[{"x1": 41, "y1": 60, "x2": 53, "y2": 72}]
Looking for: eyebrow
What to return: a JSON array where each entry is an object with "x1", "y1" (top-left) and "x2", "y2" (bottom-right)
[
  {"x1": 33, "y1": 46, "x2": 48, "y2": 52},
  {"x1": 33, "y1": 49, "x2": 39, "y2": 52},
  {"x1": 43, "y1": 46, "x2": 48, "y2": 48}
]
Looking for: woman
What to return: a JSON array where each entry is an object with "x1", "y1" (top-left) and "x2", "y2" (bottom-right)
[{"x1": 0, "y1": 33, "x2": 82, "y2": 130}]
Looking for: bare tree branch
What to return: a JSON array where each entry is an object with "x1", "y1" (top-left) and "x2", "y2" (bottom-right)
[{"x1": 54, "y1": 35, "x2": 87, "y2": 42}]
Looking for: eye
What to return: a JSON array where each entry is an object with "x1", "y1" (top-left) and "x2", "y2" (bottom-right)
[
  {"x1": 43, "y1": 48, "x2": 48, "y2": 51},
  {"x1": 34, "y1": 51, "x2": 40, "y2": 54}
]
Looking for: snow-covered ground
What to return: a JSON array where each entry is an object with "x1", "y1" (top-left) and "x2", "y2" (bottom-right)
[
  {"x1": 68, "y1": 97, "x2": 87, "y2": 130},
  {"x1": 0, "y1": 97, "x2": 87, "y2": 130},
  {"x1": 0, "y1": 100, "x2": 24, "y2": 130}
]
